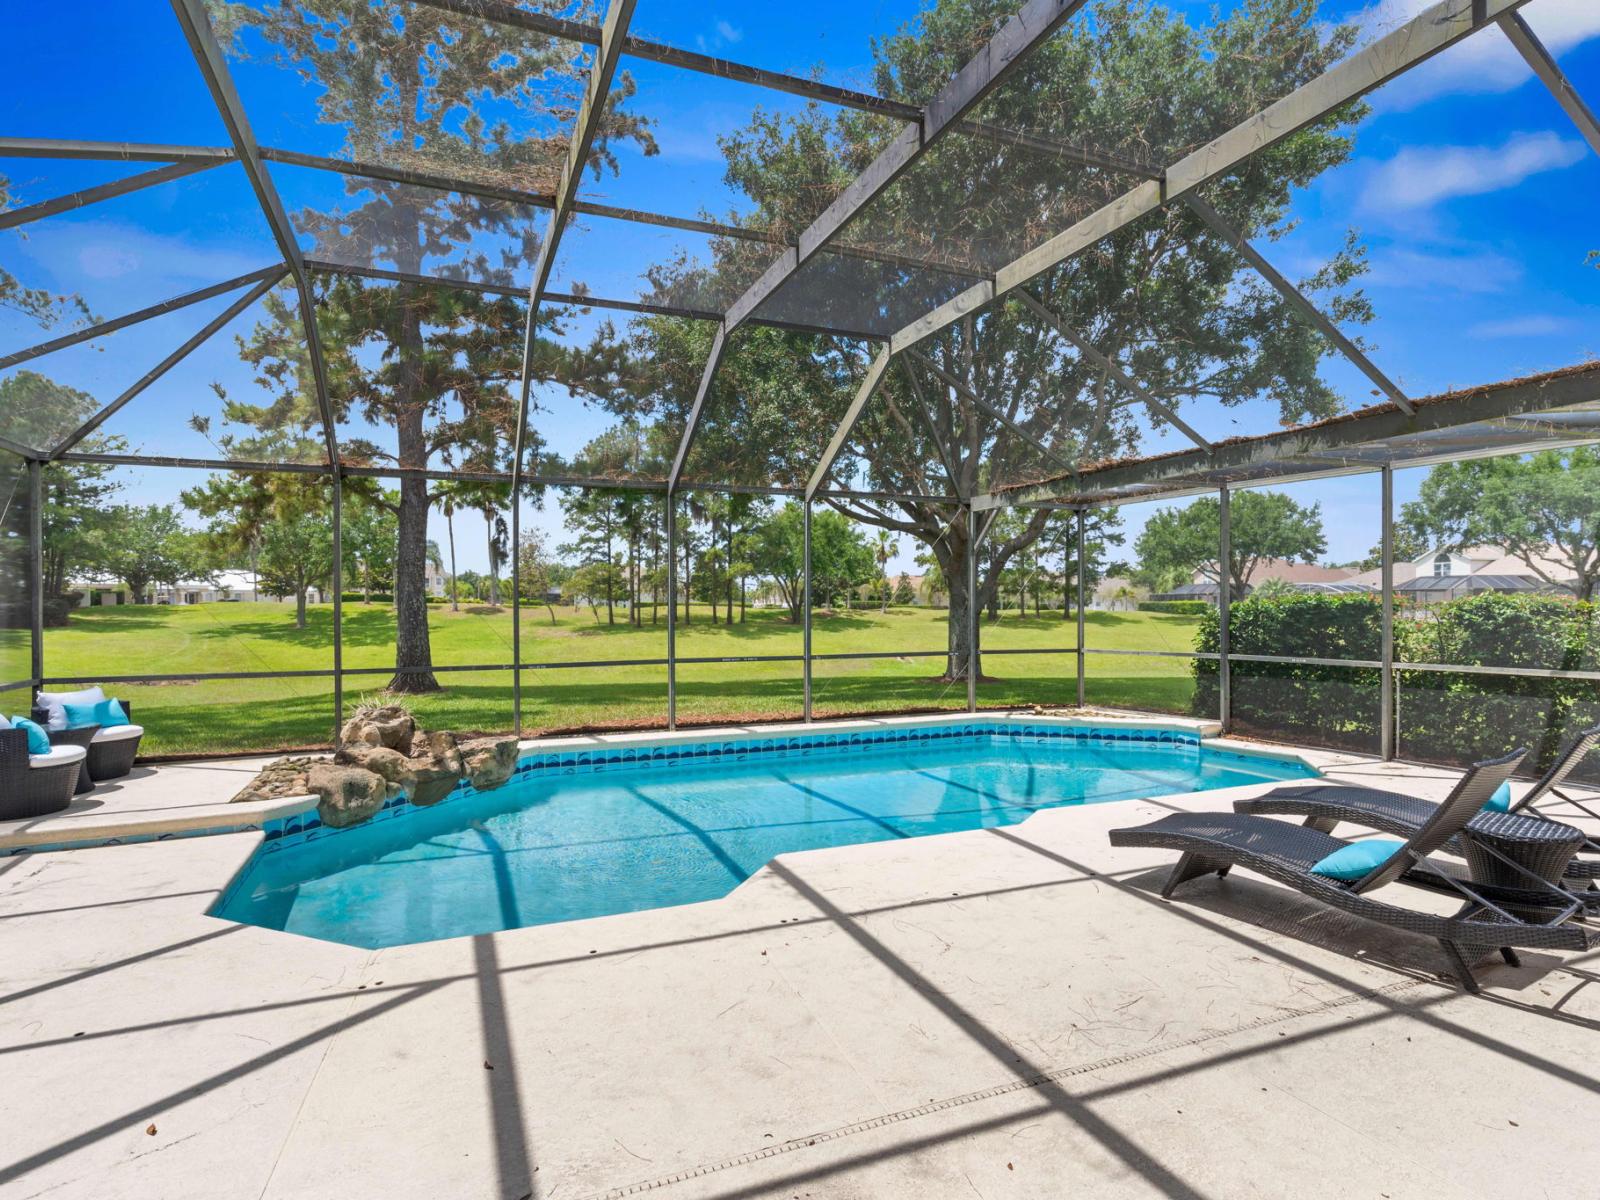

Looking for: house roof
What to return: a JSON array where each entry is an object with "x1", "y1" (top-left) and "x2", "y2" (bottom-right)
[{"x1": 1395, "y1": 574, "x2": 1549, "y2": 594}]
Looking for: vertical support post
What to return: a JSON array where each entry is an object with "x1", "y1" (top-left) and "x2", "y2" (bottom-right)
[
  {"x1": 666, "y1": 493, "x2": 677, "y2": 731},
  {"x1": 803, "y1": 499, "x2": 813, "y2": 722},
  {"x1": 331, "y1": 470, "x2": 343, "y2": 738},
  {"x1": 966, "y1": 504, "x2": 978, "y2": 713},
  {"x1": 511, "y1": 482, "x2": 522, "y2": 735},
  {"x1": 1380, "y1": 465, "x2": 1395, "y2": 761},
  {"x1": 28, "y1": 459, "x2": 43, "y2": 689},
  {"x1": 1075, "y1": 508, "x2": 1086, "y2": 709},
  {"x1": 1217, "y1": 484, "x2": 1232, "y2": 734}
]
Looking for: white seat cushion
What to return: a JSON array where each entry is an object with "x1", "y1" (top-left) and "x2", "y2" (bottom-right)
[
  {"x1": 29, "y1": 744, "x2": 87, "y2": 768},
  {"x1": 35, "y1": 687, "x2": 107, "y2": 732},
  {"x1": 90, "y1": 724, "x2": 144, "y2": 744}
]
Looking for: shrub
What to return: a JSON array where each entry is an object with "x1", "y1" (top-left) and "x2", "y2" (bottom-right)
[
  {"x1": 1193, "y1": 593, "x2": 1383, "y2": 753},
  {"x1": 1395, "y1": 593, "x2": 1597, "y2": 774},
  {"x1": 1187, "y1": 590, "x2": 1599, "y2": 777},
  {"x1": 1137, "y1": 600, "x2": 1210, "y2": 615}
]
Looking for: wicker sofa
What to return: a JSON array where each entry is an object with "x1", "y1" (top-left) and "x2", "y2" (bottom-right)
[{"x1": 0, "y1": 726, "x2": 86, "y2": 820}]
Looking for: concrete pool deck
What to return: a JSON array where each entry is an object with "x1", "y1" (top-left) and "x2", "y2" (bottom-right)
[{"x1": 3, "y1": 719, "x2": 1598, "y2": 1199}]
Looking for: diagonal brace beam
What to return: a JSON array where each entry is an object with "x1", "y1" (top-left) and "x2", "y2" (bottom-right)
[
  {"x1": 807, "y1": 347, "x2": 894, "y2": 501},
  {"x1": 901, "y1": 359, "x2": 964, "y2": 498},
  {"x1": 668, "y1": 324, "x2": 730, "y2": 494},
  {"x1": 49, "y1": 269, "x2": 288, "y2": 459},
  {"x1": 1497, "y1": 11, "x2": 1600, "y2": 158},
  {"x1": 0, "y1": 265, "x2": 283, "y2": 372},
  {"x1": 1013, "y1": 289, "x2": 1213, "y2": 451},
  {"x1": 888, "y1": 0, "x2": 1535, "y2": 358},
  {"x1": 170, "y1": 0, "x2": 342, "y2": 474},
  {"x1": 1181, "y1": 195, "x2": 1413, "y2": 415},
  {"x1": 725, "y1": 0, "x2": 1089, "y2": 334},
  {"x1": 0, "y1": 161, "x2": 221, "y2": 232}
]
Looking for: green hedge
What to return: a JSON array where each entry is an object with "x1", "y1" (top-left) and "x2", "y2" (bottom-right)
[
  {"x1": 1190, "y1": 591, "x2": 1599, "y2": 777},
  {"x1": 1137, "y1": 600, "x2": 1211, "y2": 615},
  {"x1": 1193, "y1": 594, "x2": 1382, "y2": 753},
  {"x1": 1395, "y1": 593, "x2": 1597, "y2": 775}
]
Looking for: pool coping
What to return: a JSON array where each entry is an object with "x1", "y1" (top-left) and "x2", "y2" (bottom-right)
[{"x1": 2, "y1": 708, "x2": 1305, "y2": 858}]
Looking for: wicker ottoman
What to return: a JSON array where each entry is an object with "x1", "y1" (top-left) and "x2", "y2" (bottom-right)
[
  {"x1": 1, "y1": 731, "x2": 85, "y2": 820},
  {"x1": 88, "y1": 705, "x2": 143, "y2": 782}
]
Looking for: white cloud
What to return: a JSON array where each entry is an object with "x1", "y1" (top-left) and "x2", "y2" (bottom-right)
[
  {"x1": 1358, "y1": 131, "x2": 1586, "y2": 212},
  {"x1": 694, "y1": 17, "x2": 743, "y2": 53},
  {"x1": 1351, "y1": 0, "x2": 1600, "y2": 108},
  {"x1": 1466, "y1": 313, "x2": 1577, "y2": 338},
  {"x1": 1363, "y1": 245, "x2": 1523, "y2": 293},
  {"x1": 15, "y1": 219, "x2": 272, "y2": 294}
]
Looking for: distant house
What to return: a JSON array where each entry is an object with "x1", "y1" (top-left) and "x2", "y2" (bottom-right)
[
  {"x1": 424, "y1": 560, "x2": 447, "y2": 598},
  {"x1": 1151, "y1": 558, "x2": 1363, "y2": 602},
  {"x1": 1092, "y1": 575, "x2": 1142, "y2": 610},
  {"x1": 68, "y1": 569, "x2": 328, "y2": 607},
  {"x1": 1392, "y1": 545, "x2": 1575, "y2": 606}
]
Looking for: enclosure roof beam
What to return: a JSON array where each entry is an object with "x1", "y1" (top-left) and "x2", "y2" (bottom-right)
[
  {"x1": 0, "y1": 434, "x2": 34, "y2": 459},
  {"x1": 0, "y1": 265, "x2": 283, "y2": 372},
  {"x1": 0, "y1": 138, "x2": 235, "y2": 163},
  {"x1": 723, "y1": 0, "x2": 1089, "y2": 335},
  {"x1": 0, "y1": 161, "x2": 221, "y2": 232},
  {"x1": 886, "y1": 0, "x2": 1533, "y2": 359},
  {"x1": 1498, "y1": 11, "x2": 1600, "y2": 157},
  {"x1": 1011, "y1": 289, "x2": 1213, "y2": 452},
  {"x1": 302, "y1": 260, "x2": 882, "y2": 340},
  {"x1": 1181, "y1": 195, "x2": 1414, "y2": 415},
  {"x1": 48, "y1": 268, "x2": 289, "y2": 460},
  {"x1": 266, "y1": 146, "x2": 992, "y2": 282},
  {"x1": 515, "y1": 0, "x2": 638, "y2": 508},
  {"x1": 906, "y1": 349, "x2": 1080, "y2": 478},
  {"x1": 414, "y1": 0, "x2": 1159, "y2": 180},
  {"x1": 972, "y1": 361, "x2": 1600, "y2": 511},
  {"x1": 47, "y1": 448, "x2": 949, "y2": 504},
  {"x1": 170, "y1": 0, "x2": 343, "y2": 474},
  {"x1": 805, "y1": 346, "x2": 895, "y2": 501}
]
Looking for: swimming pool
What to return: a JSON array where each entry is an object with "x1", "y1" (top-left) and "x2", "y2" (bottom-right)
[{"x1": 214, "y1": 721, "x2": 1315, "y2": 948}]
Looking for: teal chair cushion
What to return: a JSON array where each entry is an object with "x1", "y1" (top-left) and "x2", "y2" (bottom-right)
[
  {"x1": 10, "y1": 716, "x2": 51, "y2": 756},
  {"x1": 1310, "y1": 838, "x2": 1406, "y2": 882}
]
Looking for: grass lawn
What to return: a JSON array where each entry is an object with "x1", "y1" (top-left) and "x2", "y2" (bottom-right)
[{"x1": 18, "y1": 601, "x2": 1204, "y2": 756}]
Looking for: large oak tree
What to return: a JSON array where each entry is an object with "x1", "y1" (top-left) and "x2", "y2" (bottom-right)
[
  {"x1": 608, "y1": 0, "x2": 1373, "y2": 680},
  {"x1": 209, "y1": 0, "x2": 653, "y2": 690}
]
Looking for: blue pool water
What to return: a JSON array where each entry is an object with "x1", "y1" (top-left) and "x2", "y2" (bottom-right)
[{"x1": 215, "y1": 725, "x2": 1314, "y2": 948}]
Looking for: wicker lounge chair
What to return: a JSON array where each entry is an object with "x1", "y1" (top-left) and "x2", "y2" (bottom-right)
[
  {"x1": 1109, "y1": 750, "x2": 1590, "y2": 992},
  {"x1": 32, "y1": 698, "x2": 142, "y2": 783},
  {"x1": 1234, "y1": 726, "x2": 1600, "y2": 883},
  {"x1": 0, "y1": 726, "x2": 87, "y2": 821}
]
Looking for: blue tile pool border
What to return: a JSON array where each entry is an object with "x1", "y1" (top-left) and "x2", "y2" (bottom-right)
[
  {"x1": 254, "y1": 722, "x2": 1221, "y2": 853},
  {"x1": 9, "y1": 720, "x2": 1304, "y2": 864}
]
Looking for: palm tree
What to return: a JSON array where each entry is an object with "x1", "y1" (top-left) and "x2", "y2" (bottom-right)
[
  {"x1": 1111, "y1": 584, "x2": 1138, "y2": 612},
  {"x1": 874, "y1": 529, "x2": 899, "y2": 613},
  {"x1": 435, "y1": 486, "x2": 463, "y2": 612}
]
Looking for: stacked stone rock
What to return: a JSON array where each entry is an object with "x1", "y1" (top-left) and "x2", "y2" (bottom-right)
[{"x1": 230, "y1": 705, "x2": 520, "y2": 829}]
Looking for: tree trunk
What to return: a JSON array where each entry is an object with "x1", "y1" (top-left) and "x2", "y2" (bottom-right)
[
  {"x1": 935, "y1": 531, "x2": 978, "y2": 683},
  {"x1": 604, "y1": 514, "x2": 615, "y2": 626},
  {"x1": 295, "y1": 577, "x2": 308, "y2": 630},
  {"x1": 681, "y1": 537, "x2": 691, "y2": 625},
  {"x1": 389, "y1": 415, "x2": 439, "y2": 693},
  {"x1": 446, "y1": 511, "x2": 459, "y2": 612}
]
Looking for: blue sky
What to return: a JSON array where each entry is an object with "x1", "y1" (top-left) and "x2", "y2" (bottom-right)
[{"x1": 1, "y1": 0, "x2": 1597, "y2": 575}]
